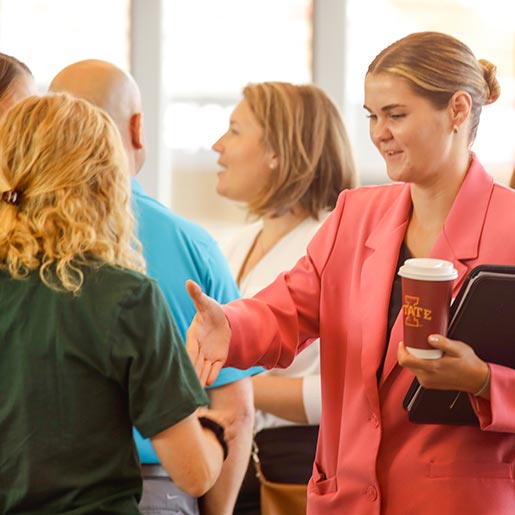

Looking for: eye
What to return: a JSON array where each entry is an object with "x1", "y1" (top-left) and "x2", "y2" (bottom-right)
[
  {"x1": 365, "y1": 113, "x2": 377, "y2": 120},
  {"x1": 389, "y1": 113, "x2": 405, "y2": 120}
]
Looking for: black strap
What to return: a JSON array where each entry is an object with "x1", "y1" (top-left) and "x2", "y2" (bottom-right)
[{"x1": 198, "y1": 416, "x2": 228, "y2": 460}]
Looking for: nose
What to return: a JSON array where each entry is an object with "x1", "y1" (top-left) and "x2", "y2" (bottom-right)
[
  {"x1": 370, "y1": 118, "x2": 392, "y2": 144},
  {"x1": 212, "y1": 134, "x2": 224, "y2": 153}
]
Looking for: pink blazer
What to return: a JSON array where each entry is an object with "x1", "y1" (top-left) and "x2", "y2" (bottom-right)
[{"x1": 224, "y1": 156, "x2": 515, "y2": 514}]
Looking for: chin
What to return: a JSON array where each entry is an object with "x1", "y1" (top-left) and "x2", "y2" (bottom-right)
[
  {"x1": 215, "y1": 182, "x2": 230, "y2": 199},
  {"x1": 215, "y1": 184, "x2": 225, "y2": 197},
  {"x1": 386, "y1": 166, "x2": 408, "y2": 183}
]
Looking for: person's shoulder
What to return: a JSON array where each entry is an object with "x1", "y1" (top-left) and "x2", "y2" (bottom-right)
[
  {"x1": 490, "y1": 181, "x2": 515, "y2": 221},
  {"x1": 86, "y1": 262, "x2": 146, "y2": 282},
  {"x1": 131, "y1": 182, "x2": 238, "y2": 302},
  {"x1": 337, "y1": 182, "x2": 407, "y2": 214},
  {"x1": 82, "y1": 264, "x2": 157, "y2": 303},
  {"x1": 492, "y1": 180, "x2": 515, "y2": 199}
]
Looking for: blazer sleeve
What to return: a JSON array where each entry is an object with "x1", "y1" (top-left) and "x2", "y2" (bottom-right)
[
  {"x1": 223, "y1": 190, "x2": 347, "y2": 370},
  {"x1": 473, "y1": 363, "x2": 515, "y2": 433}
]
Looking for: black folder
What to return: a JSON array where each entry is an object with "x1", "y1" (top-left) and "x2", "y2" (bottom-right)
[{"x1": 403, "y1": 264, "x2": 515, "y2": 425}]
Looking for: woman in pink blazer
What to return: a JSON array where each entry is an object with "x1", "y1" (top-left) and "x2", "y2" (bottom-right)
[{"x1": 186, "y1": 32, "x2": 515, "y2": 514}]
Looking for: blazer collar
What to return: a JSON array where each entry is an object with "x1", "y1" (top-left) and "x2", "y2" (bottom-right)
[
  {"x1": 431, "y1": 154, "x2": 494, "y2": 277},
  {"x1": 365, "y1": 154, "x2": 493, "y2": 261}
]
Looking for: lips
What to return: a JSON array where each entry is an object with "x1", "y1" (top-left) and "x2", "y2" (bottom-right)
[
  {"x1": 382, "y1": 150, "x2": 404, "y2": 162},
  {"x1": 215, "y1": 161, "x2": 228, "y2": 174}
]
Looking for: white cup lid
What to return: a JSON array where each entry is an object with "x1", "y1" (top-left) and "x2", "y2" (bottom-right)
[{"x1": 398, "y1": 258, "x2": 458, "y2": 281}]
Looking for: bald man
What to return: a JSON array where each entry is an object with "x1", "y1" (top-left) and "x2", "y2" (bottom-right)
[{"x1": 50, "y1": 60, "x2": 259, "y2": 515}]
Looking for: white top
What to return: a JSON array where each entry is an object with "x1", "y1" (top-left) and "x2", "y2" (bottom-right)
[{"x1": 223, "y1": 214, "x2": 329, "y2": 431}]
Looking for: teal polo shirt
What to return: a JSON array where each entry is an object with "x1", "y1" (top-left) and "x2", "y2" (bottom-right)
[{"x1": 131, "y1": 179, "x2": 262, "y2": 463}]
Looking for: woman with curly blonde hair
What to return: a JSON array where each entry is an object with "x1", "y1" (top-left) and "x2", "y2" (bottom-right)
[
  {"x1": 0, "y1": 93, "x2": 143, "y2": 291},
  {"x1": 0, "y1": 93, "x2": 227, "y2": 515}
]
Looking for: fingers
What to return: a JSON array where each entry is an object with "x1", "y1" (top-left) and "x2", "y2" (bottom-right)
[
  {"x1": 198, "y1": 357, "x2": 211, "y2": 387},
  {"x1": 207, "y1": 361, "x2": 224, "y2": 387},
  {"x1": 398, "y1": 335, "x2": 487, "y2": 391},
  {"x1": 186, "y1": 279, "x2": 222, "y2": 324},
  {"x1": 397, "y1": 339, "x2": 441, "y2": 372},
  {"x1": 397, "y1": 341, "x2": 427, "y2": 371},
  {"x1": 185, "y1": 322, "x2": 200, "y2": 368},
  {"x1": 197, "y1": 361, "x2": 223, "y2": 388},
  {"x1": 190, "y1": 343, "x2": 210, "y2": 387},
  {"x1": 426, "y1": 334, "x2": 464, "y2": 357},
  {"x1": 397, "y1": 340, "x2": 410, "y2": 363},
  {"x1": 185, "y1": 279, "x2": 204, "y2": 311},
  {"x1": 185, "y1": 335, "x2": 223, "y2": 388},
  {"x1": 398, "y1": 335, "x2": 464, "y2": 367}
]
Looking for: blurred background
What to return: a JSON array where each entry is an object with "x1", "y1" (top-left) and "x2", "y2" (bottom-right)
[{"x1": 1, "y1": 0, "x2": 514, "y2": 241}]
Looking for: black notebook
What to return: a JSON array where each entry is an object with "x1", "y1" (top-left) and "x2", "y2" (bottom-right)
[{"x1": 403, "y1": 264, "x2": 515, "y2": 425}]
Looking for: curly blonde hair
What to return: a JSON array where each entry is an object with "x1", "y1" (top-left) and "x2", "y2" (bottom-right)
[{"x1": 0, "y1": 93, "x2": 145, "y2": 293}]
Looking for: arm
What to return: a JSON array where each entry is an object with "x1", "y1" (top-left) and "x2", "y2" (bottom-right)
[
  {"x1": 252, "y1": 375, "x2": 307, "y2": 423},
  {"x1": 186, "y1": 196, "x2": 347, "y2": 382},
  {"x1": 199, "y1": 378, "x2": 254, "y2": 515},
  {"x1": 252, "y1": 341, "x2": 321, "y2": 424},
  {"x1": 151, "y1": 413, "x2": 224, "y2": 498},
  {"x1": 123, "y1": 280, "x2": 225, "y2": 495}
]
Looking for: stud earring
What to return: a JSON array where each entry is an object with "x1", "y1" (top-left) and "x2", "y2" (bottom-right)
[
  {"x1": 268, "y1": 162, "x2": 276, "y2": 170},
  {"x1": 453, "y1": 125, "x2": 459, "y2": 134}
]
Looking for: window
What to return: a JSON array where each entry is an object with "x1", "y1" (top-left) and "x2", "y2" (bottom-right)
[
  {"x1": 161, "y1": 0, "x2": 313, "y2": 232},
  {"x1": 0, "y1": 0, "x2": 130, "y2": 88}
]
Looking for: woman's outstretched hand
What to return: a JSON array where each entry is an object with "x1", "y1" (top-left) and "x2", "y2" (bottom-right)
[{"x1": 185, "y1": 280, "x2": 232, "y2": 386}]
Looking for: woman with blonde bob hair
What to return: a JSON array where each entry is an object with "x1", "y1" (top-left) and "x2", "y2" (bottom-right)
[
  {"x1": 212, "y1": 81, "x2": 356, "y2": 514},
  {"x1": 0, "y1": 93, "x2": 228, "y2": 515},
  {"x1": 237, "y1": 81, "x2": 356, "y2": 219}
]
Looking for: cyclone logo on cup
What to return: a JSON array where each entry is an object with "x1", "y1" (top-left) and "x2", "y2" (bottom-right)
[{"x1": 402, "y1": 295, "x2": 432, "y2": 327}]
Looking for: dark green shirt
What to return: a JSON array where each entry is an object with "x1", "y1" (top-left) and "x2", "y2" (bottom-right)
[{"x1": 0, "y1": 265, "x2": 208, "y2": 514}]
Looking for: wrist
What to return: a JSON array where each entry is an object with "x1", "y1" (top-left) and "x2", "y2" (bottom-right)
[
  {"x1": 473, "y1": 365, "x2": 491, "y2": 397},
  {"x1": 198, "y1": 416, "x2": 228, "y2": 460}
]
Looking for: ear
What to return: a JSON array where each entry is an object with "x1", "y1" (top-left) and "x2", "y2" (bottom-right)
[
  {"x1": 265, "y1": 149, "x2": 279, "y2": 171},
  {"x1": 129, "y1": 113, "x2": 144, "y2": 150},
  {"x1": 448, "y1": 91, "x2": 472, "y2": 131}
]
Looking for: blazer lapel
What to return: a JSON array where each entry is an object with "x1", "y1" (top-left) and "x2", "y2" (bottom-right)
[
  {"x1": 360, "y1": 185, "x2": 411, "y2": 408},
  {"x1": 431, "y1": 155, "x2": 494, "y2": 290}
]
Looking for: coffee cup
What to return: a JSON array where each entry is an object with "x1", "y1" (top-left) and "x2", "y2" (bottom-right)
[{"x1": 398, "y1": 258, "x2": 458, "y2": 359}]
